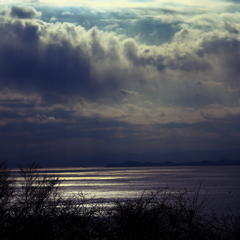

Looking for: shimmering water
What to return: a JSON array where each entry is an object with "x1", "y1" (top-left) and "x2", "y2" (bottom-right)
[{"x1": 12, "y1": 166, "x2": 240, "y2": 214}]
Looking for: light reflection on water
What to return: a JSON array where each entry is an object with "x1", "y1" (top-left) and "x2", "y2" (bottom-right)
[{"x1": 12, "y1": 166, "x2": 240, "y2": 214}]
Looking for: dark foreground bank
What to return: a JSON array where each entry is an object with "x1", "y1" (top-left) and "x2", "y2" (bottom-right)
[{"x1": 0, "y1": 161, "x2": 239, "y2": 240}]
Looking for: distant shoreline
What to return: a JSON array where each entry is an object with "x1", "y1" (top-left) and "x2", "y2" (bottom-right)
[{"x1": 105, "y1": 159, "x2": 240, "y2": 167}]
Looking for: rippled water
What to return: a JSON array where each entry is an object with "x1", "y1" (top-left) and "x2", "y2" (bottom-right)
[{"x1": 12, "y1": 166, "x2": 240, "y2": 214}]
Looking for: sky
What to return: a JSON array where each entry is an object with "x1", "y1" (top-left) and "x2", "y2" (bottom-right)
[{"x1": 1, "y1": 0, "x2": 240, "y2": 167}]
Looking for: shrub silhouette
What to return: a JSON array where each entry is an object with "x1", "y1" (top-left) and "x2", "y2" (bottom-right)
[
  {"x1": 0, "y1": 161, "x2": 239, "y2": 240},
  {"x1": 0, "y1": 161, "x2": 15, "y2": 236}
]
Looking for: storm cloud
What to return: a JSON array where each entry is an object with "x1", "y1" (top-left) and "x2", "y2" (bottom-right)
[{"x1": 0, "y1": 1, "x2": 240, "y2": 166}]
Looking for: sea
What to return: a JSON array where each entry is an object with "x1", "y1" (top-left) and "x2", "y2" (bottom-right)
[{"x1": 12, "y1": 166, "x2": 240, "y2": 214}]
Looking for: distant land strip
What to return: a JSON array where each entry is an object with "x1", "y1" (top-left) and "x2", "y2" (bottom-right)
[{"x1": 105, "y1": 159, "x2": 240, "y2": 167}]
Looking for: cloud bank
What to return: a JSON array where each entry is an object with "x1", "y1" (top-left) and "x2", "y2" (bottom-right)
[{"x1": 0, "y1": 1, "x2": 240, "y2": 166}]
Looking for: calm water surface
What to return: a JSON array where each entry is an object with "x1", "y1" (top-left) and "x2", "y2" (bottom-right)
[{"x1": 13, "y1": 166, "x2": 240, "y2": 214}]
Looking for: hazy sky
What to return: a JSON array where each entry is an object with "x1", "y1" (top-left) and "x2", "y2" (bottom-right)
[{"x1": 1, "y1": 0, "x2": 240, "y2": 166}]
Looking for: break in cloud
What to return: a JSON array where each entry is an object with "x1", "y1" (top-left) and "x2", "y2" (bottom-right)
[{"x1": 0, "y1": 0, "x2": 240, "y2": 166}]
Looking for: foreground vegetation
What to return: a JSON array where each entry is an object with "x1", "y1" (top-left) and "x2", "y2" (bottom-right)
[{"x1": 0, "y1": 161, "x2": 239, "y2": 240}]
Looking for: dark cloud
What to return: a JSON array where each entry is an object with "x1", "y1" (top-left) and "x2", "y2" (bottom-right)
[
  {"x1": 0, "y1": 100, "x2": 36, "y2": 109},
  {"x1": 123, "y1": 40, "x2": 166, "y2": 71},
  {"x1": 0, "y1": 8, "x2": 8, "y2": 16},
  {"x1": 167, "y1": 54, "x2": 211, "y2": 72},
  {"x1": 198, "y1": 36, "x2": 240, "y2": 84},
  {"x1": 41, "y1": 92, "x2": 67, "y2": 104},
  {"x1": 199, "y1": 36, "x2": 240, "y2": 55},
  {"x1": 0, "y1": 20, "x2": 96, "y2": 98},
  {"x1": 0, "y1": 114, "x2": 133, "y2": 148},
  {"x1": 0, "y1": 110, "x2": 23, "y2": 119},
  {"x1": 1, "y1": 4, "x2": 240, "y2": 166},
  {"x1": 224, "y1": 22, "x2": 239, "y2": 34},
  {"x1": 10, "y1": 5, "x2": 42, "y2": 19},
  {"x1": 123, "y1": 38, "x2": 212, "y2": 73},
  {"x1": 0, "y1": 6, "x2": 220, "y2": 105}
]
